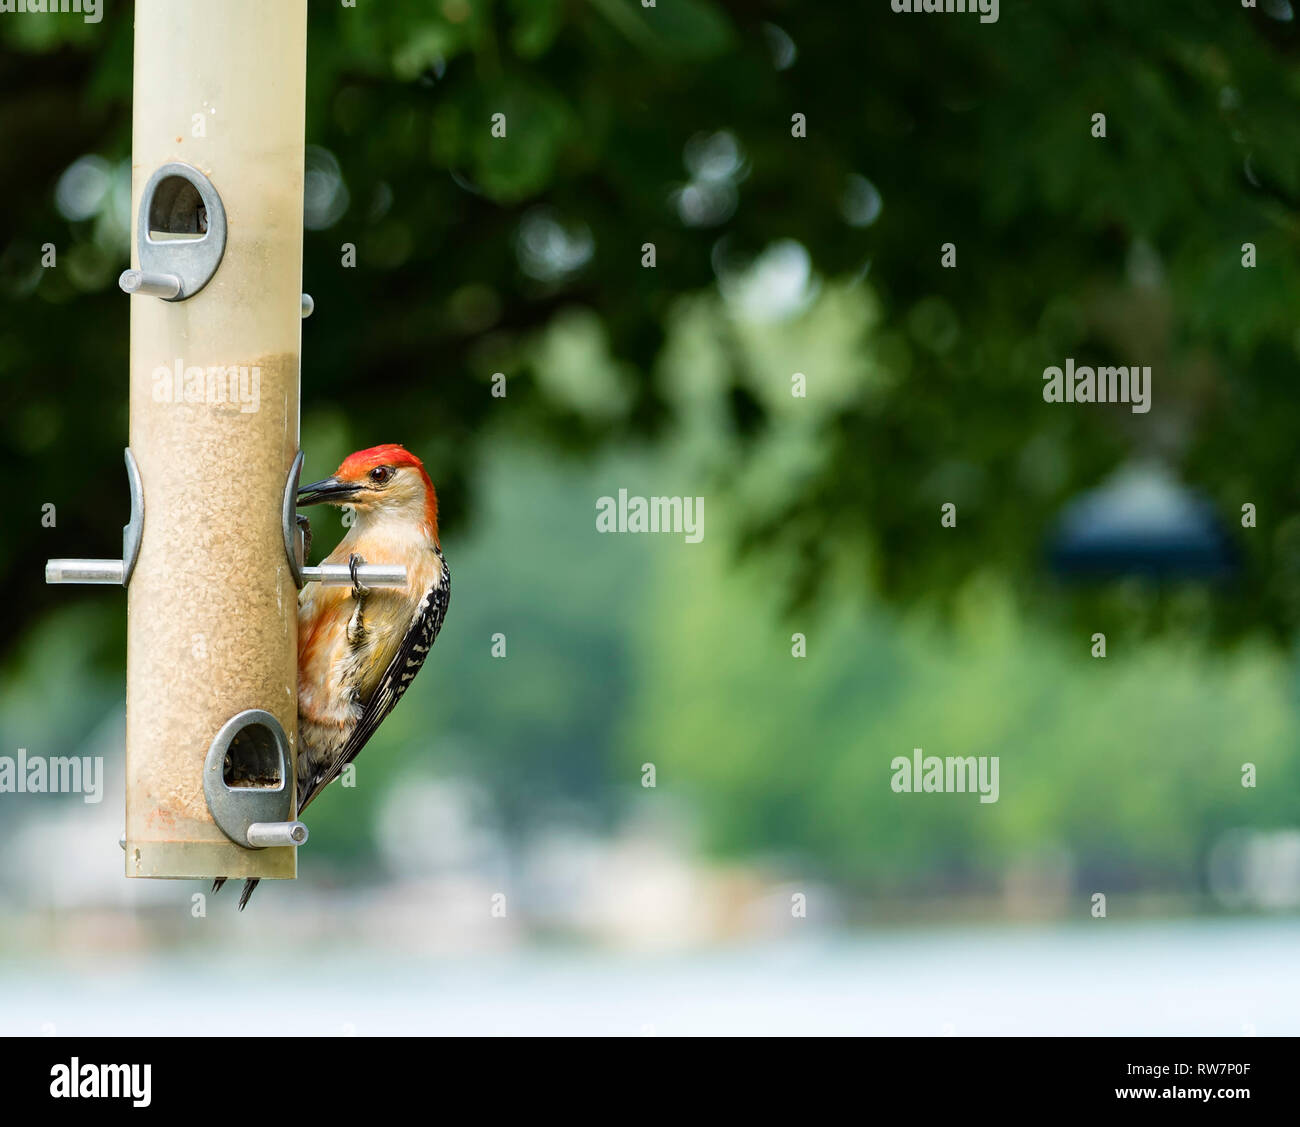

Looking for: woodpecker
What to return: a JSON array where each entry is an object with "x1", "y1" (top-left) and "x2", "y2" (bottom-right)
[{"x1": 215, "y1": 443, "x2": 450, "y2": 909}]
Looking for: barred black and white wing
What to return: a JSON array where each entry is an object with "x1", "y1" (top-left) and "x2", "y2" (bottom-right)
[{"x1": 297, "y1": 552, "x2": 450, "y2": 813}]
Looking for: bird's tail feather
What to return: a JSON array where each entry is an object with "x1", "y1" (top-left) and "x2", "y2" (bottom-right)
[{"x1": 212, "y1": 875, "x2": 259, "y2": 910}]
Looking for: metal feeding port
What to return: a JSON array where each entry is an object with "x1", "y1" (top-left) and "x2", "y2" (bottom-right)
[
  {"x1": 203, "y1": 709, "x2": 307, "y2": 850},
  {"x1": 119, "y1": 161, "x2": 228, "y2": 302}
]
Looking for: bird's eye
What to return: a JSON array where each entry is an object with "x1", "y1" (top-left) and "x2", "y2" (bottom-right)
[{"x1": 369, "y1": 466, "x2": 393, "y2": 484}]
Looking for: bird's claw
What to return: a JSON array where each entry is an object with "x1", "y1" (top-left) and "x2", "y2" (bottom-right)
[
  {"x1": 349, "y1": 553, "x2": 369, "y2": 600},
  {"x1": 295, "y1": 513, "x2": 313, "y2": 562}
]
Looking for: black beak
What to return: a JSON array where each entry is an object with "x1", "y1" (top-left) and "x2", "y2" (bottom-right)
[{"x1": 297, "y1": 476, "x2": 361, "y2": 506}]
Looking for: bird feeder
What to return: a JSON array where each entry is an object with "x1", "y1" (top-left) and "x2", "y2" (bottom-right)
[{"x1": 43, "y1": 0, "x2": 403, "y2": 884}]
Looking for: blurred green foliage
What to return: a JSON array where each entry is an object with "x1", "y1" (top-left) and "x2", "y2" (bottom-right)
[{"x1": 4, "y1": 1, "x2": 1300, "y2": 653}]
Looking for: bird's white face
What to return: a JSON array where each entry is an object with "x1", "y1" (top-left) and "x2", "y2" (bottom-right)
[
  {"x1": 298, "y1": 456, "x2": 438, "y2": 542},
  {"x1": 347, "y1": 464, "x2": 429, "y2": 517}
]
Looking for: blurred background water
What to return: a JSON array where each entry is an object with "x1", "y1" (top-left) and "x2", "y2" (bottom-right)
[{"x1": 6, "y1": 920, "x2": 1297, "y2": 1036}]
